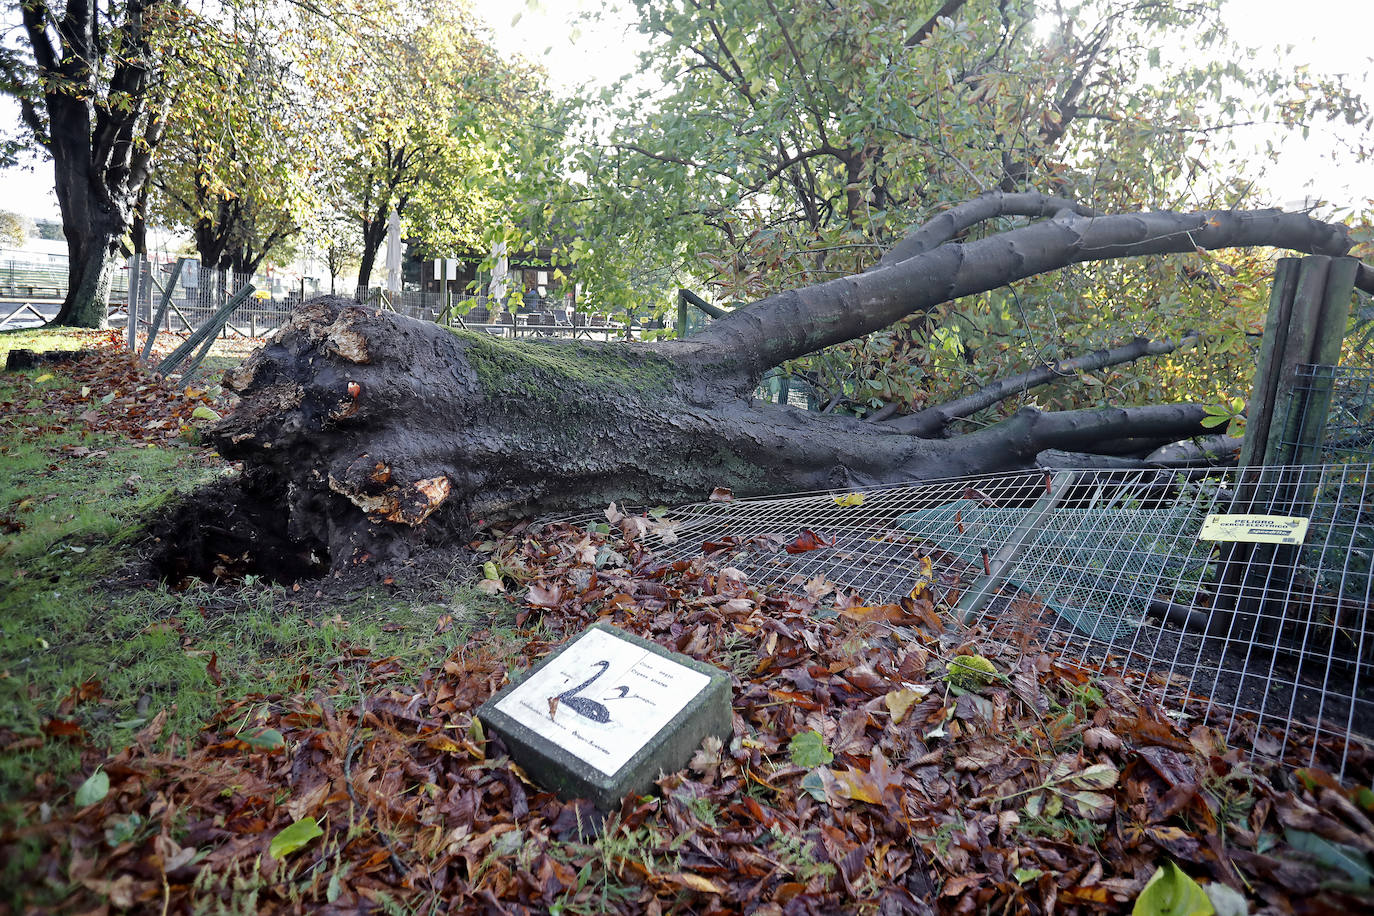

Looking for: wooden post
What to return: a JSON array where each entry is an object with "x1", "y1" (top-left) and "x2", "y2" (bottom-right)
[
  {"x1": 1212, "y1": 255, "x2": 1357, "y2": 643},
  {"x1": 1236, "y1": 258, "x2": 1302, "y2": 468},
  {"x1": 1291, "y1": 258, "x2": 1358, "y2": 466}
]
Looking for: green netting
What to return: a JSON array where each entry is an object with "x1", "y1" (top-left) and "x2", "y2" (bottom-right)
[{"x1": 896, "y1": 499, "x2": 1205, "y2": 641}]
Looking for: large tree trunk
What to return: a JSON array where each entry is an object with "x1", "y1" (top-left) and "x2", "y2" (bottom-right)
[
  {"x1": 53, "y1": 216, "x2": 121, "y2": 328},
  {"x1": 24, "y1": 0, "x2": 162, "y2": 329},
  {"x1": 211, "y1": 299, "x2": 1209, "y2": 570},
  {"x1": 46, "y1": 86, "x2": 130, "y2": 328},
  {"x1": 209, "y1": 198, "x2": 1374, "y2": 574}
]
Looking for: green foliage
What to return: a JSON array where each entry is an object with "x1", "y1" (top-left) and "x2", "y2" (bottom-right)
[
  {"x1": 1132, "y1": 861, "x2": 1215, "y2": 916},
  {"x1": 0, "y1": 210, "x2": 31, "y2": 247},
  {"x1": 546, "y1": 0, "x2": 1371, "y2": 416},
  {"x1": 304, "y1": 0, "x2": 552, "y2": 289},
  {"x1": 148, "y1": 1, "x2": 325, "y2": 273},
  {"x1": 1201, "y1": 397, "x2": 1247, "y2": 435},
  {"x1": 787, "y1": 729, "x2": 833, "y2": 768}
]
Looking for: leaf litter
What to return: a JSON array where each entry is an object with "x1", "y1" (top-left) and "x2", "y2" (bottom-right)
[{"x1": 2, "y1": 344, "x2": 1372, "y2": 913}]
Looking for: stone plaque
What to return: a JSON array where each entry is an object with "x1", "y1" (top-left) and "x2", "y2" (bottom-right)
[{"x1": 478, "y1": 623, "x2": 732, "y2": 811}]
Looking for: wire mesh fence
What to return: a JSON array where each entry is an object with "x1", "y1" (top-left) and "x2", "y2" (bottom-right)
[
  {"x1": 568, "y1": 464, "x2": 1373, "y2": 776},
  {"x1": 1286, "y1": 364, "x2": 1374, "y2": 463}
]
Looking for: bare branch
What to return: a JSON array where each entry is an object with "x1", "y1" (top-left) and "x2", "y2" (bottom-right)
[
  {"x1": 891, "y1": 334, "x2": 1198, "y2": 436},
  {"x1": 877, "y1": 190, "x2": 1100, "y2": 268}
]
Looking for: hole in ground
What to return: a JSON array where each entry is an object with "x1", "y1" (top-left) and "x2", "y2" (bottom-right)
[{"x1": 146, "y1": 475, "x2": 328, "y2": 587}]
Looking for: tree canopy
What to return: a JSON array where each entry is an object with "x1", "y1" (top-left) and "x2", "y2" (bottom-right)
[
  {"x1": 515, "y1": 0, "x2": 1371, "y2": 423},
  {"x1": 147, "y1": 1, "x2": 325, "y2": 274}
]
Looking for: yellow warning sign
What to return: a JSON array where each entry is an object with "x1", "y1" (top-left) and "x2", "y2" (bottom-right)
[{"x1": 1198, "y1": 514, "x2": 1309, "y2": 545}]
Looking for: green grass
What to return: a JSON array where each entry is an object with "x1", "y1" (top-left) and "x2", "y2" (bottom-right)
[
  {"x1": 0, "y1": 332, "x2": 511, "y2": 834},
  {"x1": 0, "y1": 326, "x2": 111, "y2": 361}
]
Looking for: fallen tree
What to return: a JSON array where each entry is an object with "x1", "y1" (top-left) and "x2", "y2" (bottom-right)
[{"x1": 209, "y1": 195, "x2": 1374, "y2": 572}]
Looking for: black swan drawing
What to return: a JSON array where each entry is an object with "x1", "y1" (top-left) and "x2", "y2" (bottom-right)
[{"x1": 556, "y1": 660, "x2": 612, "y2": 723}]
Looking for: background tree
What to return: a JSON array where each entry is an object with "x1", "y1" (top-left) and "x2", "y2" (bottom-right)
[
  {"x1": 304, "y1": 0, "x2": 545, "y2": 296},
  {"x1": 0, "y1": 0, "x2": 175, "y2": 326},
  {"x1": 147, "y1": 2, "x2": 321, "y2": 276},
  {"x1": 305, "y1": 212, "x2": 363, "y2": 296},
  {"x1": 0, "y1": 209, "x2": 31, "y2": 247}
]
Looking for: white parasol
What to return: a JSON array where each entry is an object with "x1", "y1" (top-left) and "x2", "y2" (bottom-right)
[
  {"x1": 488, "y1": 240, "x2": 509, "y2": 307},
  {"x1": 384, "y1": 209, "x2": 403, "y2": 300}
]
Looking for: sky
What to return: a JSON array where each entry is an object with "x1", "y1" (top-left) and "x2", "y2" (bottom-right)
[{"x1": 2, "y1": 0, "x2": 1371, "y2": 222}]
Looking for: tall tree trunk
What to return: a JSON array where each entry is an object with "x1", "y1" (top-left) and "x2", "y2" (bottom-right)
[
  {"x1": 23, "y1": 0, "x2": 163, "y2": 329},
  {"x1": 49, "y1": 162, "x2": 126, "y2": 328},
  {"x1": 131, "y1": 186, "x2": 149, "y2": 256},
  {"x1": 355, "y1": 210, "x2": 388, "y2": 296}
]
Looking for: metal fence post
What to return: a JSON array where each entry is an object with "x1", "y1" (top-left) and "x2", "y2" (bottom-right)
[{"x1": 126, "y1": 255, "x2": 142, "y2": 351}]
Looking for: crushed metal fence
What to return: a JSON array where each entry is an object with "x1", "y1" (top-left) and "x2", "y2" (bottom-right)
[{"x1": 590, "y1": 464, "x2": 1373, "y2": 776}]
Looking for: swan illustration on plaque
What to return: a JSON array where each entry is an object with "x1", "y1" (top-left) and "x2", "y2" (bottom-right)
[{"x1": 555, "y1": 660, "x2": 613, "y2": 722}]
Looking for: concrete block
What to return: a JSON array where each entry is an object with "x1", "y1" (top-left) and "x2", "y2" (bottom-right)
[{"x1": 478, "y1": 623, "x2": 732, "y2": 811}]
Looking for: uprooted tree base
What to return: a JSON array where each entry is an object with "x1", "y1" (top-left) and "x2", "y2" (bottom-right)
[{"x1": 190, "y1": 200, "x2": 1374, "y2": 577}]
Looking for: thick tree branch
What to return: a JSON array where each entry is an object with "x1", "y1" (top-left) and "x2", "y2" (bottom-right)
[
  {"x1": 892, "y1": 334, "x2": 1198, "y2": 436},
  {"x1": 690, "y1": 207, "x2": 1368, "y2": 376},
  {"x1": 876, "y1": 191, "x2": 1099, "y2": 268},
  {"x1": 905, "y1": 0, "x2": 970, "y2": 48},
  {"x1": 953, "y1": 403, "x2": 1210, "y2": 469}
]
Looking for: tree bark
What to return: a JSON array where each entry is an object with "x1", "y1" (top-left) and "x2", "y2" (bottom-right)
[
  {"x1": 54, "y1": 215, "x2": 122, "y2": 328},
  {"x1": 208, "y1": 201, "x2": 1374, "y2": 574},
  {"x1": 22, "y1": 0, "x2": 164, "y2": 328},
  {"x1": 211, "y1": 300, "x2": 1208, "y2": 571}
]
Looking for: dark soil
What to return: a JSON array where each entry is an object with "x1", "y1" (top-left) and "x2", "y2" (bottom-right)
[
  {"x1": 144, "y1": 473, "x2": 328, "y2": 586},
  {"x1": 141, "y1": 472, "x2": 479, "y2": 598}
]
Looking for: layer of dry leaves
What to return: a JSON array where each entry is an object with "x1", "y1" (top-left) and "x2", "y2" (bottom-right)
[
  {"x1": 0, "y1": 331, "x2": 237, "y2": 447},
  {"x1": 3, "y1": 339, "x2": 1372, "y2": 914},
  {"x1": 7, "y1": 507, "x2": 1374, "y2": 914}
]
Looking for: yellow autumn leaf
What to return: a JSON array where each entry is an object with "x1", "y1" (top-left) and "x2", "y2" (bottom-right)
[
  {"x1": 832, "y1": 492, "x2": 865, "y2": 507},
  {"x1": 884, "y1": 686, "x2": 931, "y2": 725},
  {"x1": 909, "y1": 556, "x2": 935, "y2": 600},
  {"x1": 670, "y1": 872, "x2": 725, "y2": 894},
  {"x1": 425, "y1": 734, "x2": 464, "y2": 753}
]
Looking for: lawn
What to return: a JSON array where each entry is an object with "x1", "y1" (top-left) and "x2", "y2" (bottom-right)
[
  {"x1": 0, "y1": 329, "x2": 508, "y2": 910},
  {"x1": 0, "y1": 329, "x2": 1371, "y2": 915}
]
